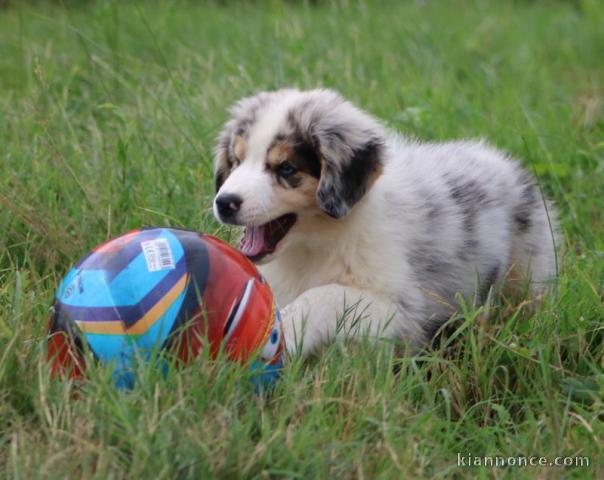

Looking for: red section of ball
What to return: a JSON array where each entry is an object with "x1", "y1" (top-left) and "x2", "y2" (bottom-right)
[{"x1": 46, "y1": 318, "x2": 85, "y2": 380}]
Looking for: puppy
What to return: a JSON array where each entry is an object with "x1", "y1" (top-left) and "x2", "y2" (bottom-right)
[{"x1": 213, "y1": 89, "x2": 559, "y2": 356}]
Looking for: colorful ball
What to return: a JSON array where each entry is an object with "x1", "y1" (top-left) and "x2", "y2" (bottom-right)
[{"x1": 47, "y1": 227, "x2": 284, "y2": 389}]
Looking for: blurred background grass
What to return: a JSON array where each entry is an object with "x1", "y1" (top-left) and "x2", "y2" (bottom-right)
[{"x1": 0, "y1": 0, "x2": 603, "y2": 478}]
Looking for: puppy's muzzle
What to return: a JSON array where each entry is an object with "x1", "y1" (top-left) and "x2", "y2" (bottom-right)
[{"x1": 215, "y1": 193, "x2": 242, "y2": 222}]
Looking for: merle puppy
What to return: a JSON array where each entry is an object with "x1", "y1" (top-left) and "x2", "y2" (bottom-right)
[{"x1": 213, "y1": 89, "x2": 559, "y2": 356}]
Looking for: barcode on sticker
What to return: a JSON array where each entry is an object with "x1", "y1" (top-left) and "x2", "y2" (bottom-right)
[{"x1": 141, "y1": 238, "x2": 175, "y2": 272}]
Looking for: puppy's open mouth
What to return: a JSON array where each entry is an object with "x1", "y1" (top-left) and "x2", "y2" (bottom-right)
[{"x1": 239, "y1": 213, "x2": 297, "y2": 262}]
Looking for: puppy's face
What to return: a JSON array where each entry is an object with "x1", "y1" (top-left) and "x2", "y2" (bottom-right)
[{"x1": 213, "y1": 89, "x2": 384, "y2": 264}]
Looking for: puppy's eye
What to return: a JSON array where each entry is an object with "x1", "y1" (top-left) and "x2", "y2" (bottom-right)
[{"x1": 277, "y1": 162, "x2": 297, "y2": 178}]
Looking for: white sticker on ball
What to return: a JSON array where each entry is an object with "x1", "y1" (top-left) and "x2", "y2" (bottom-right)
[{"x1": 141, "y1": 238, "x2": 175, "y2": 272}]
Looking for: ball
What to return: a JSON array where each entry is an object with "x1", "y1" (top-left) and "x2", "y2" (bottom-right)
[{"x1": 47, "y1": 227, "x2": 284, "y2": 389}]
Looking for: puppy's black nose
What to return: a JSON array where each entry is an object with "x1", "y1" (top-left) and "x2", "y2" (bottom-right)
[{"x1": 215, "y1": 193, "x2": 242, "y2": 219}]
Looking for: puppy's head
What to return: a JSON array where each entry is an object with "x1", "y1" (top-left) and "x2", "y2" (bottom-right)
[{"x1": 213, "y1": 88, "x2": 384, "y2": 263}]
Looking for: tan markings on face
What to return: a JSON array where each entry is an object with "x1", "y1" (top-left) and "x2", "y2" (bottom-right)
[
  {"x1": 266, "y1": 142, "x2": 294, "y2": 167},
  {"x1": 233, "y1": 136, "x2": 246, "y2": 163},
  {"x1": 276, "y1": 174, "x2": 319, "y2": 209},
  {"x1": 266, "y1": 141, "x2": 319, "y2": 210}
]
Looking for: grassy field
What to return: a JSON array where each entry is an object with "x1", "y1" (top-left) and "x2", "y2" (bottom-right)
[{"x1": 1, "y1": 0, "x2": 603, "y2": 478}]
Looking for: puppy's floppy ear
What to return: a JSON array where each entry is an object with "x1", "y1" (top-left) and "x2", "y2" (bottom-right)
[
  {"x1": 314, "y1": 133, "x2": 383, "y2": 218},
  {"x1": 291, "y1": 89, "x2": 384, "y2": 218}
]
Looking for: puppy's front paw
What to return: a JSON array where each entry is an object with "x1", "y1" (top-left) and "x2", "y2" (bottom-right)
[{"x1": 279, "y1": 303, "x2": 302, "y2": 355}]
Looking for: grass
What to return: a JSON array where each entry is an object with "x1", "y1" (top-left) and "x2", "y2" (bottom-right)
[{"x1": 1, "y1": 0, "x2": 603, "y2": 477}]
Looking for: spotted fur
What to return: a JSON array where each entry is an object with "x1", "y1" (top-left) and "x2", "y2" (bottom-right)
[{"x1": 213, "y1": 88, "x2": 560, "y2": 356}]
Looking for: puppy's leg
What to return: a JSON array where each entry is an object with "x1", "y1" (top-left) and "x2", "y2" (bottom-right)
[{"x1": 280, "y1": 284, "x2": 424, "y2": 356}]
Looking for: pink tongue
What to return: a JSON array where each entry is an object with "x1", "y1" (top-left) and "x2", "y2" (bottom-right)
[{"x1": 240, "y1": 225, "x2": 266, "y2": 257}]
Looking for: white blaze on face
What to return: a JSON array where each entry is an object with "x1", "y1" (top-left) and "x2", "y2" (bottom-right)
[
  {"x1": 214, "y1": 93, "x2": 301, "y2": 227},
  {"x1": 214, "y1": 162, "x2": 275, "y2": 226}
]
